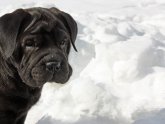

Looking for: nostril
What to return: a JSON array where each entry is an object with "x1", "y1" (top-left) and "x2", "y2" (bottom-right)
[
  {"x1": 54, "y1": 62, "x2": 61, "y2": 72},
  {"x1": 46, "y1": 61, "x2": 61, "y2": 72}
]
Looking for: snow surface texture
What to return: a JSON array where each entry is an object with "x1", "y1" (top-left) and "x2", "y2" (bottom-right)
[{"x1": 1, "y1": 0, "x2": 165, "y2": 124}]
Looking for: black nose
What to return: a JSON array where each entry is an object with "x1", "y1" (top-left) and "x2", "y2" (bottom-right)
[{"x1": 46, "y1": 61, "x2": 61, "y2": 72}]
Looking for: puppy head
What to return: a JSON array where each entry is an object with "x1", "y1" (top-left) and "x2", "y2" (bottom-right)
[{"x1": 0, "y1": 8, "x2": 77, "y2": 87}]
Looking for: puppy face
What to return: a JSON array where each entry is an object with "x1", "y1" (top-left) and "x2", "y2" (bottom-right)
[
  {"x1": 17, "y1": 16, "x2": 72, "y2": 87},
  {"x1": 0, "y1": 8, "x2": 77, "y2": 87}
]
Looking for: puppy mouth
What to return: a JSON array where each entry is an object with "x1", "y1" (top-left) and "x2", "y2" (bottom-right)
[
  {"x1": 30, "y1": 54, "x2": 70, "y2": 86},
  {"x1": 19, "y1": 51, "x2": 71, "y2": 88}
]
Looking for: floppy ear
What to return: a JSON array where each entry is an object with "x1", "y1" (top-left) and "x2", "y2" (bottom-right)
[
  {"x1": 0, "y1": 9, "x2": 31, "y2": 58},
  {"x1": 50, "y1": 8, "x2": 78, "y2": 51}
]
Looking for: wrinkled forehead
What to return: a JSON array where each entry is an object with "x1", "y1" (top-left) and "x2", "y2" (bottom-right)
[
  {"x1": 25, "y1": 7, "x2": 56, "y2": 20},
  {"x1": 24, "y1": 8, "x2": 67, "y2": 33}
]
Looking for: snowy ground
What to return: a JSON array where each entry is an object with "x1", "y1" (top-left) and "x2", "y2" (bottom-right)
[{"x1": 1, "y1": 0, "x2": 165, "y2": 124}]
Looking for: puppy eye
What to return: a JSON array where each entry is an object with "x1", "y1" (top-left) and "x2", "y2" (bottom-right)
[
  {"x1": 25, "y1": 40, "x2": 38, "y2": 50},
  {"x1": 25, "y1": 40, "x2": 34, "y2": 47},
  {"x1": 60, "y1": 40, "x2": 66, "y2": 46},
  {"x1": 60, "y1": 39, "x2": 67, "y2": 48}
]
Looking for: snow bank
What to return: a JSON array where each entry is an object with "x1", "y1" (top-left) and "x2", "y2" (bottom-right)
[{"x1": 1, "y1": 0, "x2": 165, "y2": 124}]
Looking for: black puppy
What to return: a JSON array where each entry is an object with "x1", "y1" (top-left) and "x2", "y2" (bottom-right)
[{"x1": 0, "y1": 7, "x2": 77, "y2": 124}]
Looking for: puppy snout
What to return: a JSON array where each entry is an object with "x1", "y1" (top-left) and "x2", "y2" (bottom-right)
[{"x1": 46, "y1": 61, "x2": 61, "y2": 72}]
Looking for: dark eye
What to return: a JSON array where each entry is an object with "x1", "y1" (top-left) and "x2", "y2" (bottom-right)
[
  {"x1": 25, "y1": 40, "x2": 35, "y2": 47},
  {"x1": 60, "y1": 40, "x2": 66, "y2": 46},
  {"x1": 25, "y1": 39, "x2": 38, "y2": 50},
  {"x1": 60, "y1": 38, "x2": 67, "y2": 48}
]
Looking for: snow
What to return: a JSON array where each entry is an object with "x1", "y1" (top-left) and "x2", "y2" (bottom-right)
[{"x1": 1, "y1": 0, "x2": 165, "y2": 124}]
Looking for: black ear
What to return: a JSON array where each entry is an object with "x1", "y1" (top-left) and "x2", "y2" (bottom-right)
[
  {"x1": 50, "y1": 8, "x2": 78, "y2": 51},
  {"x1": 0, "y1": 9, "x2": 31, "y2": 58}
]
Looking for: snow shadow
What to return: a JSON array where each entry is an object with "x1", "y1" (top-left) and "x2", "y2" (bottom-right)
[
  {"x1": 133, "y1": 108, "x2": 165, "y2": 124},
  {"x1": 69, "y1": 22, "x2": 95, "y2": 79},
  {"x1": 37, "y1": 116, "x2": 127, "y2": 124}
]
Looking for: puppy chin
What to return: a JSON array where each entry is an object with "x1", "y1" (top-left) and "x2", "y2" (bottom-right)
[
  {"x1": 23, "y1": 77, "x2": 45, "y2": 88},
  {"x1": 30, "y1": 73, "x2": 70, "y2": 87},
  {"x1": 27, "y1": 71, "x2": 69, "y2": 87}
]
